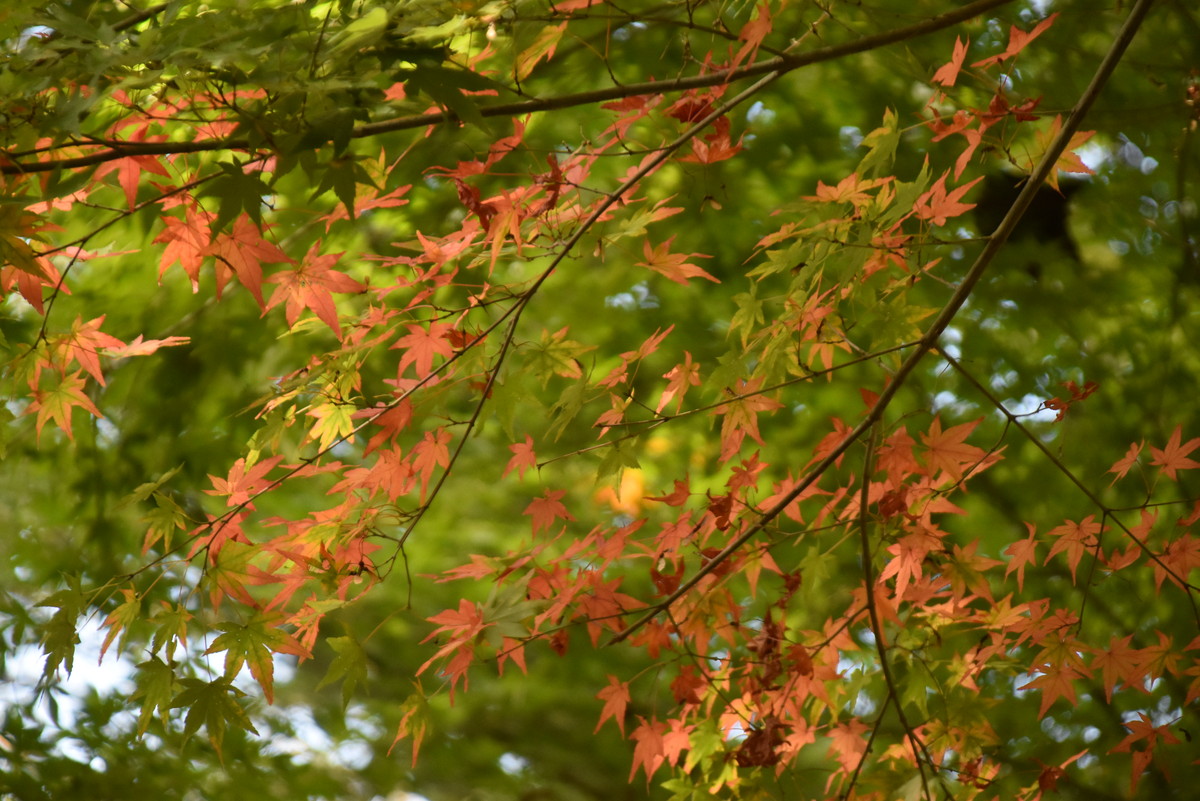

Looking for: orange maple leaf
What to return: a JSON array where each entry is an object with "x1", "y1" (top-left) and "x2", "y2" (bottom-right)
[
  {"x1": 503, "y1": 434, "x2": 538, "y2": 480},
  {"x1": 206, "y1": 456, "x2": 283, "y2": 509},
  {"x1": 154, "y1": 208, "x2": 214, "y2": 291},
  {"x1": 56, "y1": 316, "x2": 125, "y2": 385},
  {"x1": 972, "y1": 13, "x2": 1058, "y2": 68},
  {"x1": 715, "y1": 378, "x2": 783, "y2": 462},
  {"x1": 1021, "y1": 661, "x2": 1085, "y2": 718},
  {"x1": 594, "y1": 675, "x2": 631, "y2": 735},
  {"x1": 1109, "y1": 712, "x2": 1181, "y2": 796},
  {"x1": 915, "y1": 173, "x2": 982, "y2": 227},
  {"x1": 628, "y1": 717, "x2": 667, "y2": 782},
  {"x1": 1045, "y1": 515, "x2": 1102, "y2": 583},
  {"x1": 524, "y1": 488, "x2": 575, "y2": 534},
  {"x1": 1003, "y1": 522, "x2": 1039, "y2": 592},
  {"x1": 210, "y1": 215, "x2": 292, "y2": 306},
  {"x1": 1107, "y1": 440, "x2": 1144, "y2": 486},
  {"x1": 1149, "y1": 425, "x2": 1200, "y2": 481},
  {"x1": 1089, "y1": 634, "x2": 1145, "y2": 703},
  {"x1": 412, "y1": 428, "x2": 452, "y2": 501},
  {"x1": 638, "y1": 237, "x2": 718, "y2": 285},
  {"x1": 931, "y1": 36, "x2": 969, "y2": 87},
  {"x1": 265, "y1": 242, "x2": 365, "y2": 337},
  {"x1": 655, "y1": 352, "x2": 701, "y2": 415},
  {"x1": 920, "y1": 416, "x2": 986, "y2": 481},
  {"x1": 392, "y1": 322, "x2": 455, "y2": 378}
]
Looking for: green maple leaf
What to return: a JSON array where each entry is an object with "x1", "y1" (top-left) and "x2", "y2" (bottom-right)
[
  {"x1": 317, "y1": 635, "x2": 368, "y2": 708},
  {"x1": 171, "y1": 676, "x2": 259, "y2": 760},
  {"x1": 204, "y1": 612, "x2": 308, "y2": 704},
  {"x1": 132, "y1": 656, "x2": 179, "y2": 736}
]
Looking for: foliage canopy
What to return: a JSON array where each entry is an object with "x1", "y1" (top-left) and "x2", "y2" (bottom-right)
[{"x1": 2, "y1": 0, "x2": 1199, "y2": 799}]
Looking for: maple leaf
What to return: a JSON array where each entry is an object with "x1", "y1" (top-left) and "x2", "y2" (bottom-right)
[
  {"x1": 826, "y1": 719, "x2": 869, "y2": 773},
  {"x1": 638, "y1": 237, "x2": 718, "y2": 285},
  {"x1": 1090, "y1": 635, "x2": 1144, "y2": 703},
  {"x1": 732, "y1": 2, "x2": 772, "y2": 69},
  {"x1": 28, "y1": 370, "x2": 103, "y2": 441},
  {"x1": 972, "y1": 13, "x2": 1059, "y2": 68},
  {"x1": 1149, "y1": 425, "x2": 1200, "y2": 481},
  {"x1": 647, "y1": 478, "x2": 690, "y2": 507},
  {"x1": 56, "y1": 316, "x2": 124, "y2": 385},
  {"x1": 914, "y1": 173, "x2": 981, "y2": 227},
  {"x1": 132, "y1": 656, "x2": 178, "y2": 736},
  {"x1": 209, "y1": 215, "x2": 292, "y2": 306},
  {"x1": 206, "y1": 455, "x2": 283, "y2": 509},
  {"x1": 1109, "y1": 712, "x2": 1181, "y2": 796},
  {"x1": 109, "y1": 334, "x2": 190, "y2": 358},
  {"x1": 95, "y1": 152, "x2": 172, "y2": 209},
  {"x1": 170, "y1": 676, "x2": 258, "y2": 760},
  {"x1": 524, "y1": 488, "x2": 575, "y2": 534},
  {"x1": 1155, "y1": 534, "x2": 1200, "y2": 591},
  {"x1": 1045, "y1": 516, "x2": 1102, "y2": 583},
  {"x1": 628, "y1": 717, "x2": 667, "y2": 783},
  {"x1": 1004, "y1": 522, "x2": 1039, "y2": 592},
  {"x1": 412, "y1": 428, "x2": 452, "y2": 501},
  {"x1": 1021, "y1": 662, "x2": 1085, "y2": 718},
  {"x1": 920, "y1": 416, "x2": 986, "y2": 481},
  {"x1": 265, "y1": 242, "x2": 365, "y2": 337},
  {"x1": 594, "y1": 674, "x2": 631, "y2": 735},
  {"x1": 100, "y1": 588, "x2": 141, "y2": 662},
  {"x1": 1108, "y1": 440, "x2": 1144, "y2": 486},
  {"x1": 204, "y1": 612, "x2": 309, "y2": 704},
  {"x1": 931, "y1": 36, "x2": 969, "y2": 87},
  {"x1": 714, "y1": 378, "x2": 783, "y2": 462},
  {"x1": 503, "y1": 434, "x2": 538, "y2": 479},
  {"x1": 393, "y1": 322, "x2": 455, "y2": 378},
  {"x1": 154, "y1": 208, "x2": 215, "y2": 291}
]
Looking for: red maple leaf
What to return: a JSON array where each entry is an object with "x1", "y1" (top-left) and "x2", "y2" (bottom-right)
[
  {"x1": 1149, "y1": 425, "x2": 1200, "y2": 481},
  {"x1": 265, "y1": 242, "x2": 365, "y2": 337},
  {"x1": 1021, "y1": 662, "x2": 1084, "y2": 718},
  {"x1": 732, "y1": 2, "x2": 772, "y2": 68},
  {"x1": 628, "y1": 717, "x2": 667, "y2": 782},
  {"x1": 210, "y1": 215, "x2": 292, "y2": 306},
  {"x1": 656, "y1": 352, "x2": 701, "y2": 414},
  {"x1": 1109, "y1": 712, "x2": 1180, "y2": 796},
  {"x1": 1090, "y1": 634, "x2": 1145, "y2": 703}
]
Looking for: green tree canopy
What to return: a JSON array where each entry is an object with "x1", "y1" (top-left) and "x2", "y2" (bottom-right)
[{"x1": 2, "y1": 0, "x2": 1199, "y2": 799}]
